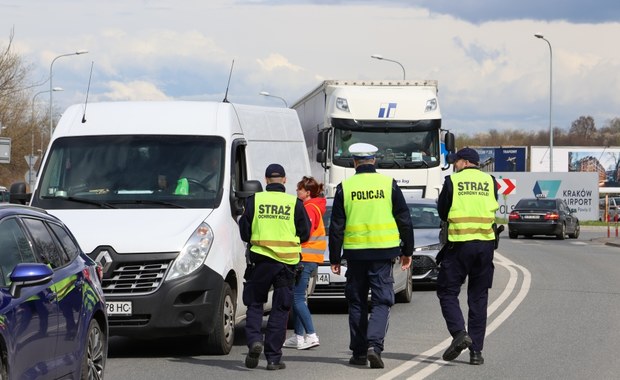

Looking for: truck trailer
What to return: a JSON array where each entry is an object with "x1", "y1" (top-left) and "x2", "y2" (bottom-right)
[{"x1": 292, "y1": 80, "x2": 455, "y2": 199}]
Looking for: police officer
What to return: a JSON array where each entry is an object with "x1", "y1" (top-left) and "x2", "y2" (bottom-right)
[
  {"x1": 329, "y1": 143, "x2": 414, "y2": 369},
  {"x1": 239, "y1": 163, "x2": 310, "y2": 370},
  {"x1": 436, "y1": 147, "x2": 499, "y2": 365}
]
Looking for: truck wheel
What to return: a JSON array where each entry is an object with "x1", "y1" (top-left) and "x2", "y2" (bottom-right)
[
  {"x1": 395, "y1": 267, "x2": 412, "y2": 304},
  {"x1": 203, "y1": 283, "x2": 236, "y2": 355}
]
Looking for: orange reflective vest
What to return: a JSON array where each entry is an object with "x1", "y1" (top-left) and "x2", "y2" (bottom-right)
[{"x1": 301, "y1": 202, "x2": 327, "y2": 263}]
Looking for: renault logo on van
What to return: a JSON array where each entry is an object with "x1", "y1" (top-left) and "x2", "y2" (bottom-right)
[{"x1": 94, "y1": 249, "x2": 113, "y2": 273}]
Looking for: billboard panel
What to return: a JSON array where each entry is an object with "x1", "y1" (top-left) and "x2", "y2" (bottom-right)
[
  {"x1": 0, "y1": 138, "x2": 10, "y2": 164},
  {"x1": 471, "y1": 146, "x2": 527, "y2": 172},
  {"x1": 493, "y1": 171, "x2": 598, "y2": 221}
]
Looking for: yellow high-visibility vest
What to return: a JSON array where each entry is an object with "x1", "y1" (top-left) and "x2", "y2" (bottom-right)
[
  {"x1": 250, "y1": 191, "x2": 301, "y2": 265},
  {"x1": 447, "y1": 169, "x2": 498, "y2": 242},
  {"x1": 342, "y1": 173, "x2": 400, "y2": 249}
]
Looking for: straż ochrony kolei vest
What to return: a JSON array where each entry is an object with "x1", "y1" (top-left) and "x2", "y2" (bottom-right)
[
  {"x1": 447, "y1": 169, "x2": 498, "y2": 242},
  {"x1": 250, "y1": 191, "x2": 301, "y2": 265}
]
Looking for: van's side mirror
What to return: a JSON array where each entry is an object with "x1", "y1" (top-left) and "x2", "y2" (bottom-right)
[
  {"x1": 9, "y1": 182, "x2": 31, "y2": 205},
  {"x1": 236, "y1": 180, "x2": 263, "y2": 199}
]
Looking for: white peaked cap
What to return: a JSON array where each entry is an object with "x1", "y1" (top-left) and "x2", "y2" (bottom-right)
[{"x1": 349, "y1": 143, "x2": 378, "y2": 158}]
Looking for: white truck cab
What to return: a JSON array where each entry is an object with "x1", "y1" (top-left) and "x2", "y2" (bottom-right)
[{"x1": 27, "y1": 101, "x2": 310, "y2": 354}]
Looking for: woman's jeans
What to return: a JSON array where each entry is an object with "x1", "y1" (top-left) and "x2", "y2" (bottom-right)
[{"x1": 293, "y1": 262, "x2": 318, "y2": 336}]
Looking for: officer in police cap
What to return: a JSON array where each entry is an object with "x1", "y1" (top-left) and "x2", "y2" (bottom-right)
[
  {"x1": 239, "y1": 163, "x2": 310, "y2": 370},
  {"x1": 329, "y1": 143, "x2": 414, "y2": 369},
  {"x1": 436, "y1": 147, "x2": 499, "y2": 365}
]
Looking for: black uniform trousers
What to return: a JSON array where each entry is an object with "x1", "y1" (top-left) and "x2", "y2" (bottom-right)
[
  {"x1": 243, "y1": 260, "x2": 295, "y2": 363},
  {"x1": 436, "y1": 240, "x2": 494, "y2": 352},
  {"x1": 345, "y1": 259, "x2": 395, "y2": 356}
]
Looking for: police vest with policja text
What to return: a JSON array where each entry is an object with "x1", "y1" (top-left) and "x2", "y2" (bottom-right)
[{"x1": 342, "y1": 173, "x2": 400, "y2": 249}]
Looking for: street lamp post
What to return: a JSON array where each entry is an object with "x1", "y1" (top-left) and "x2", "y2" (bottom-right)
[
  {"x1": 371, "y1": 54, "x2": 406, "y2": 80},
  {"x1": 534, "y1": 34, "x2": 553, "y2": 172},
  {"x1": 32, "y1": 88, "x2": 63, "y2": 188},
  {"x1": 49, "y1": 50, "x2": 88, "y2": 138},
  {"x1": 259, "y1": 91, "x2": 288, "y2": 107}
]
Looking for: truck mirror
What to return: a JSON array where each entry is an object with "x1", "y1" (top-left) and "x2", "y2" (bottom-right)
[
  {"x1": 444, "y1": 132, "x2": 455, "y2": 152},
  {"x1": 444, "y1": 132, "x2": 455, "y2": 153},
  {"x1": 316, "y1": 150, "x2": 326, "y2": 164},
  {"x1": 317, "y1": 129, "x2": 328, "y2": 151}
]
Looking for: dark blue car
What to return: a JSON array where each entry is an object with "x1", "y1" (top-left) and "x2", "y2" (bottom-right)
[{"x1": 0, "y1": 205, "x2": 108, "y2": 379}]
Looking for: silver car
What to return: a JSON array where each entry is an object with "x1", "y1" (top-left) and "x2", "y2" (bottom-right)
[
  {"x1": 308, "y1": 198, "x2": 413, "y2": 303},
  {"x1": 408, "y1": 198, "x2": 443, "y2": 283}
]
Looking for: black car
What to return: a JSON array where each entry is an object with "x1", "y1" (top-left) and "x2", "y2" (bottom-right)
[{"x1": 508, "y1": 197, "x2": 580, "y2": 239}]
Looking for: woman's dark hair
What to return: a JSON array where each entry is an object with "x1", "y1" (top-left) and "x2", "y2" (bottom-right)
[{"x1": 296, "y1": 176, "x2": 324, "y2": 198}]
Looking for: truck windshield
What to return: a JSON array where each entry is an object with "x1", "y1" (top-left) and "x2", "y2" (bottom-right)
[
  {"x1": 34, "y1": 135, "x2": 225, "y2": 209},
  {"x1": 331, "y1": 119, "x2": 440, "y2": 169}
]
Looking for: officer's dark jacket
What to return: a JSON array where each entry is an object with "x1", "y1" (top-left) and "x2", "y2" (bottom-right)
[
  {"x1": 437, "y1": 167, "x2": 499, "y2": 221},
  {"x1": 329, "y1": 164, "x2": 414, "y2": 264},
  {"x1": 239, "y1": 182, "x2": 311, "y2": 264}
]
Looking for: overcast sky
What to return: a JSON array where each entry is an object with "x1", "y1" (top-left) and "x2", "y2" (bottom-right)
[{"x1": 2, "y1": 0, "x2": 620, "y2": 135}]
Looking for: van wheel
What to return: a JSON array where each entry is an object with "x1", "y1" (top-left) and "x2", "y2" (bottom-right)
[
  {"x1": 203, "y1": 283, "x2": 236, "y2": 355},
  {"x1": 395, "y1": 267, "x2": 412, "y2": 304}
]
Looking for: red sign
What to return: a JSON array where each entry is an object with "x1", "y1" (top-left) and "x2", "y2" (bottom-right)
[{"x1": 497, "y1": 178, "x2": 516, "y2": 195}]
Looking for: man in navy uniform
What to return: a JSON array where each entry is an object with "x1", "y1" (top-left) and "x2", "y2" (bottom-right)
[
  {"x1": 329, "y1": 143, "x2": 414, "y2": 369},
  {"x1": 239, "y1": 163, "x2": 310, "y2": 370},
  {"x1": 436, "y1": 147, "x2": 499, "y2": 365}
]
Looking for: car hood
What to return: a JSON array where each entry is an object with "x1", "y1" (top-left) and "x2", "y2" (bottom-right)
[{"x1": 414, "y1": 228, "x2": 441, "y2": 248}]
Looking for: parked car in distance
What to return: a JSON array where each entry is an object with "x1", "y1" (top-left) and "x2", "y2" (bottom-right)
[
  {"x1": 508, "y1": 197, "x2": 580, "y2": 240},
  {"x1": 408, "y1": 198, "x2": 443, "y2": 284},
  {"x1": 598, "y1": 196, "x2": 620, "y2": 222},
  {"x1": 0, "y1": 205, "x2": 108, "y2": 379},
  {"x1": 308, "y1": 198, "x2": 413, "y2": 303}
]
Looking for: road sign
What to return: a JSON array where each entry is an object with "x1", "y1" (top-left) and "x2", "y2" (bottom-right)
[
  {"x1": 496, "y1": 178, "x2": 516, "y2": 195},
  {"x1": 24, "y1": 155, "x2": 39, "y2": 169}
]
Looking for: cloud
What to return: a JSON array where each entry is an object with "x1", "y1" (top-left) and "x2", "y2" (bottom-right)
[
  {"x1": 101, "y1": 80, "x2": 171, "y2": 101},
  {"x1": 256, "y1": 53, "x2": 303, "y2": 72}
]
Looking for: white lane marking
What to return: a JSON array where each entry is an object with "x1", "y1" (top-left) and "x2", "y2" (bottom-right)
[{"x1": 376, "y1": 252, "x2": 531, "y2": 380}]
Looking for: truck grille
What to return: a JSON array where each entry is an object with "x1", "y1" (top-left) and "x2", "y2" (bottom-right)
[{"x1": 102, "y1": 260, "x2": 171, "y2": 295}]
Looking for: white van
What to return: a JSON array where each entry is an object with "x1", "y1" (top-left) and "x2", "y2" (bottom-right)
[{"x1": 27, "y1": 101, "x2": 311, "y2": 354}]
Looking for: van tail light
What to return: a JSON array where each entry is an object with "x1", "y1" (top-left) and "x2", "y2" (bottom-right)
[
  {"x1": 96, "y1": 264, "x2": 104, "y2": 281},
  {"x1": 544, "y1": 212, "x2": 560, "y2": 220},
  {"x1": 508, "y1": 211, "x2": 520, "y2": 220}
]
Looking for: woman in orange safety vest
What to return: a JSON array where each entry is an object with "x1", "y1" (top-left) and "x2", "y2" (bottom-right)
[{"x1": 283, "y1": 176, "x2": 326, "y2": 350}]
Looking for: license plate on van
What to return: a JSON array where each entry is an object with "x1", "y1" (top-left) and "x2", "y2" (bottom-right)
[
  {"x1": 317, "y1": 273, "x2": 330, "y2": 285},
  {"x1": 107, "y1": 301, "x2": 132, "y2": 316}
]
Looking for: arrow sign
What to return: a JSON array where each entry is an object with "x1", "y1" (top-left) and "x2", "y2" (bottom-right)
[{"x1": 497, "y1": 178, "x2": 516, "y2": 195}]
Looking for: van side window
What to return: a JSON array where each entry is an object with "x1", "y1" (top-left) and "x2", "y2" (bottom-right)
[{"x1": 231, "y1": 139, "x2": 248, "y2": 217}]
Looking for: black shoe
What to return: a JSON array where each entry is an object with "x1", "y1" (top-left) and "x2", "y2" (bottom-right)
[
  {"x1": 470, "y1": 351, "x2": 484, "y2": 365},
  {"x1": 367, "y1": 347, "x2": 384, "y2": 369},
  {"x1": 245, "y1": 342, "x2": 263, "y2": 369},
  {"x1": 349, "y1": 355, "x2": 367, "y2": 366},
  {"x1": 442, "y1": 331, "x2": 472, "y2": 361},
  {"x1": 266, "y1": 361, "x2": 286, "y2": 370}
]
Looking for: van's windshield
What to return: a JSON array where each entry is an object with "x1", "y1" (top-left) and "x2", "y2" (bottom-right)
[{"x1": 34, "y1": 135, "x2": 226, "y2": 209}]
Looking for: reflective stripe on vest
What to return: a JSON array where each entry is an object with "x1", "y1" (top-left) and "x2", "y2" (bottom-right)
[
  {"x1": 301, "y1": 202, "x2": 326, "y2": 263},
  {"x1": 447, "y1": 169, "x2": 499, "y2": 242},
  {"x1": 250, "y1": 191, "x2": 301, "y2": 265},
  {"x1": 342, "y1": 173, "x2": 400, "y2": 249}
]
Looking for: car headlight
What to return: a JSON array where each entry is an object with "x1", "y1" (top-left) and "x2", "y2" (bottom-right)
[
  {"x1": 166, "y1": 223, "x2": 214, "y2": 281},
  {"x1": 415, "y1": 243, "x2": 442, "y2": 251}
]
